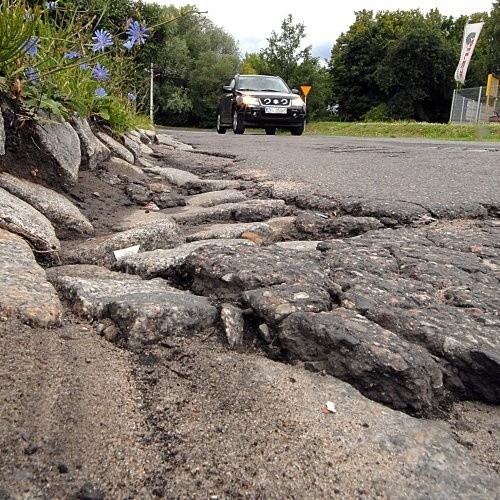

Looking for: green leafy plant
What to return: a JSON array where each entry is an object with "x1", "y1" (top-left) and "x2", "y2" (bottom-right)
[{"x1": 0, "y1": 1, "x2": 40, "y2": 73}]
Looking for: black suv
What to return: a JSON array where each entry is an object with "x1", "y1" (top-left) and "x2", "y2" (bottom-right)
[{"x1": 216, "y1": 74, "x2": 306, "y2": 135}]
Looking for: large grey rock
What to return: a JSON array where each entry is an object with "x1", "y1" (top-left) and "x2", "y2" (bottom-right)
[
  {"x1": 96, "y1": 131, "x2": 134, "y2": 164},
  {"x1": 71, "y1": 117, "x2": 111, "y2": 170},
  {"x1": 261, "y1": 180, "x2": 314, "y2": 202},
  {"x1": 0, "y1": 229, "x2": 62, "y2": 326},
  {"x1": 124, "y1": 131, "x2": 154, "y2": 156},
  {"x1": 144, "y1": 166, "x2": 240, "y2": 192},
  {"x1": 278, "y1": 308, "x2": 444, "y2": 415},
  {"x1": 35, "y1": 114, "x2": 81, "y2": 187},
  {"x1": 50, "y1": 274, "x2": 217, "y2": 349},
  {"x1": 243, "y1": 283, "x2": 332, "y2": 327},
  {"x1": 340, "y1": 198, "x2": 430, "y2": 225},
  {"x1": 122, "y1": 134, "x2": 142, "y2": 161},
  {"x1": 424, "y1": 200, "x2": 489, "y2": 220},
  {"x1": 104, "y1": 156, "x2": 145, "y2": 177},
  {"x1": 426, "y1": 220, "x2": 500, "y2": 265},
  {"x1": 136, "y1": 156, "x2": 157, "y2": 169},
  {"x1": 363, "y1": 302, "x2": 500, "y2": 403},
  {"x1": 0, "y1": 107, "x2": 5, "y2": 156},
  {"x1": 295, "y1": 213, "x2": 384, "y2": 238},
  {"x1": 145, "y1": 166, "x2": 198, "y2": 186},
  {"x1": 171, "y1": 199, "x2": 286, "y2": 226},
  {"x1": 273, "y1": 240, "x2": 322, "y2": 251},
  {"x1": 110, "y1": 209, "x2": 176, "y2": 232},
  {"x1": 46, "y1": 264, "x2": 144, "y2": 282},
  {"x1": 156, "y1": 133, "x2": 193, "y2": 150},
  {"x1": 392, "y1": 243, "x2": 497, "y2": 288},
  {"x1": 0, "y1": 187, "x2": 60, "y2": 252},
  {"x1": 139, "y1": 128, "x2": 157, "y2": 143},
  {"x1": 140, "y1": 143, "x2": 154, "y2": 156},
  {"x1": 60, "y1": 218, "x2": 184, "y2": 266},
  {"x1": 186, "y1": 221, "x2": 274, "y2": 243},
  {"x1": 182, "y1": 244, "x2": 335, "y2": 301},
  {"x1": 114, "y1": 239, "x2": 255, "y2": 279},
  {"x1": 319, "y1": 225, "x2": 500, "y2": 404},
  {"x1": 187, "y1": 189, "x2": 246, "y2": 207},
  {"x1": 0, "y1": 172, "x2": 94, "y2": 237},
  {"x1": 177, "y1": 231, "x2": 500, "y2": 411}
]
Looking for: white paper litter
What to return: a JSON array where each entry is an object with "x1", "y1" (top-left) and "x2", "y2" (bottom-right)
[
  {"x1": 325, "y1": 401, "x2": 336, "y2": 413},
  {"x1": 113, "y1": 244, "x2": 140, "y2": 260}
]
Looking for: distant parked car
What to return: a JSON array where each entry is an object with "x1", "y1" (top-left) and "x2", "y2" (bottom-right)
[{"x1": 216, "y1": 74, "x2": 306, "y2": 136}]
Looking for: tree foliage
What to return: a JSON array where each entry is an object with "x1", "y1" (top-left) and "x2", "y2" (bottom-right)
[
  {"x1": 259, "y1": 14, "x2": 312, "y2": 83},
  {"x1": 135, "y1": 3, "x2": 239, "y2": 126},
  {"x1": 329, "y1": 4, "x2": 498, "y2": 123}
]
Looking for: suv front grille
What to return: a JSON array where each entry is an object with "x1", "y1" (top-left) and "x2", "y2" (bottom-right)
[{"x1": 260, "y1": 97, "x2": 290, "y2": 106}]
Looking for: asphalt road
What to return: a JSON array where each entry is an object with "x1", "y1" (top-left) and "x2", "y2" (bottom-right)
[{"x1": 164, "y1": 129, "x2": 500, "y2": 208}]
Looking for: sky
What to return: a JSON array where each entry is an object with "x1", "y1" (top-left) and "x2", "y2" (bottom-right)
[{"x1": 146, "y1": 0, "x2": 494, "y2": 60}]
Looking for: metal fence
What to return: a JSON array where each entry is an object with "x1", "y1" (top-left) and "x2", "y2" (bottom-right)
[{"x1": 449, "y1": 84, "x2": 499, "y2": 124}]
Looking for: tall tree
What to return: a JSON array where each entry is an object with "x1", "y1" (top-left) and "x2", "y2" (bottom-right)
[
  {"x1": 329, "y1": 10, "x2": 388, "y2": 121},
  {"x1": 257, "y1": 14, "x2": 332, "y2": 119},
  {"x1": 329, "y1": 7, "x2": 493, "y2": 122},
  {"x1": 375, "y1": 11, "x2": 456, "y2": 122},
  {"x1": 259, "y1": 14, "x2": 312, "y2": 83},
  {"x1": 489, "y1": 1, "x2": 500, "y2": 75}
]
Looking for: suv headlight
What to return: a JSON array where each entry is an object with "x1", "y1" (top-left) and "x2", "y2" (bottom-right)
[
  {"x1": 291, "y1": 96, "x2": 305, "y2": 107},
  {"x1": 237, "y1": 95, "x2": 260, "y2": 106}
]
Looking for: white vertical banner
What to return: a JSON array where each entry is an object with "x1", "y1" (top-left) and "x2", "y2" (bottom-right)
[{"x1": 454, "y1": 22, "x2": 484, "y2": 84}]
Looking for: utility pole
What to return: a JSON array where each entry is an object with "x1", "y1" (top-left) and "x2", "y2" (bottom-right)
[{"x1": 149, "y1": 62, "x2": 154, "y2": 124}]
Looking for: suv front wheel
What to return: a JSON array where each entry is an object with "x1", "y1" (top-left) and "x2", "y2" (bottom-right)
[
  {"x1": 216, "y1": 112, "x2": 226, "y2": 134},
  {"x1": 232, "y1": 110, "x2": 245, "y2": 134},
  {"x1": 290, "y1": 120, "x2": 305, "y2": 136}
]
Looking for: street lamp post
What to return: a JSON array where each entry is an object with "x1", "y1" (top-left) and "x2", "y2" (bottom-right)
[{"x1": 149, "y1": 62, "x2": 154, "y2": 124}]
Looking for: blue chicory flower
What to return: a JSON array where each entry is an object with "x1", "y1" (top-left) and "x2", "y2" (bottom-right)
[
  {"x1": 92, "y1": 62, "x2": 110, "y2": 81},
  {"x1": 64, "y1": 51, "x2": 81, "y2": 59},
  {"x1": 80, "y1": 63, "x2": 91, "y2": 70},
  {"x1": 45, "y1": 1, "x2": 57, "y2": 9},
  {"x1": 126, "y1": 21, "x2": 148, "y2": 45},
  {"x1": 25, "y1": 67, "x2": 40, "y2": 85},
  {"x1": 95, "y1": 87, "x2": 107, "y2": 98},
  {"x1": 22, "y1": 36, "x2": 40, "y2": 56},
  {"x1": 127, "y1": 92, "x2": 136, "y2": 101},
  {"x1": 92, "y1": 29, "x2": 113, "y2": 52},
  {"x1": 123, "y1": 39, "x2": 134, "y2": 50}
]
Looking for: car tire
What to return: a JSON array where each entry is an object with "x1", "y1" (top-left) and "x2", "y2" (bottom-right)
[
  {"x1": 290, "y1": 120, "x2": 305, "y2": 136},
  {"x1": 216, "y1": 112, "x2": 227, "y2": 134},
  {"x1": 265, "y1": 127, "x2": 276, "y2": 135},
  {"x1": 232, "y1": 110, "x2": 245, "y2": 134}
]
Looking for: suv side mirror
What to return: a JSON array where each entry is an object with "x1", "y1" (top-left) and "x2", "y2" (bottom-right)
[
  {"x1": 291, "y1": 89, "x2": 300, "y2": 95},
  {"x1": 222, "y1": 85, "x2": 233, "y2": 92}
]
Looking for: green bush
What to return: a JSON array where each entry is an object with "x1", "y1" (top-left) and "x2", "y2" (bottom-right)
[{"x1": 363, "y1": 103, "x2": 393, "y2": 122}]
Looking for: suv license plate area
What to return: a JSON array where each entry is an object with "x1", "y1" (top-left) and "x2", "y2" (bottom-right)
[{"x1": 265, "y1": 107, "x2": 287, "y2": 114}]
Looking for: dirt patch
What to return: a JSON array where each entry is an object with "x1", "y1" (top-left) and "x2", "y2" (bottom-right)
[{"x1": 1, "y1": 315, "x2": 498, "y2": 498}]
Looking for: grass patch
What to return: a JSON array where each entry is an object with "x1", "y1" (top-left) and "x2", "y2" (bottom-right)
[{"x1": 306, "y1": 121, "x2": 500, "y2": 141}]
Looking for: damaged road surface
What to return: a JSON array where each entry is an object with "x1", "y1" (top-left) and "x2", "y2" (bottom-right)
[{"x1": 1, "y1": 127, "x2": 499, "y2": 498}]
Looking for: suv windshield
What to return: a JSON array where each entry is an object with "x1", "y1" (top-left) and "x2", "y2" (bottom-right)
[{"x1": 237, "y1": 76, "x2": 290, "y2": 93}]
